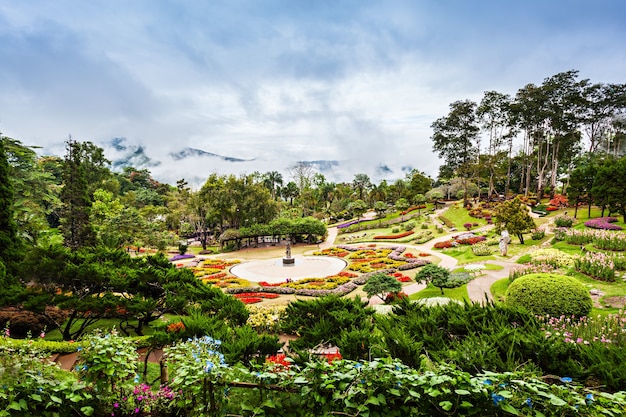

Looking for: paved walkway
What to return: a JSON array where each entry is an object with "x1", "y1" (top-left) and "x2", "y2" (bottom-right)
[{"x1": 364, "y1": 207, "x2": 523, "y2": 306}]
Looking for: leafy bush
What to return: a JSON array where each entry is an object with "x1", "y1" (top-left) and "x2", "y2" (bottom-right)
[
  {"x1": 280, "y1": 296, "x2": 377, "y2": 358},
  {"x1": 531, "y1": 229, "x2": 545, "y2": 240},
  {"x1": 554, "y1": 215, "x2": 574, "y2": 228},
  {"x1": 504, "y1": 273, "x2": 592, "y2": 317},
  {"x1": 0, "y1": 306, "x2": 68, "y2": 339},
  {"x1": 392, "y1": 227, "x2": 400, "y2": 233},
  {"x1": 420, "y1": 223, "x2": 429, "y2": 230},
  {"x1": 403, "y1": 221, "x2": 416, "y2": 231}
]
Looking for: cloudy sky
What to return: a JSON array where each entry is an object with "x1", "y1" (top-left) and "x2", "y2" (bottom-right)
[{"x1": 1, "y1": 1, "x2": 625, "y2": 186}]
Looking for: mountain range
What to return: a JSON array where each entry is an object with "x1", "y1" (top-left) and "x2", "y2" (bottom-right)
[{"x1": 102, "y1": 137, "x2": 414, "y2": 188}]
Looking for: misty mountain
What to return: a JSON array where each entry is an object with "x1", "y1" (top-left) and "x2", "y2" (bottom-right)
[
  {"x1": 101, "y1": 137, "x2": 413, "y2": 188},
  {"x1": 170, "y1": 147, "x2": 253, "y2": 162}
]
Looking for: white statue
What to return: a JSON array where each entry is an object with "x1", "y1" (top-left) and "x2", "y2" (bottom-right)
[{"x1": 499, "y1": 230, "x2": 511, "y2": 256}]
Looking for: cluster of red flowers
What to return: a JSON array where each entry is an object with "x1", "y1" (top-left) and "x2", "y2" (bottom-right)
[
  {"x1": 384, "y1": 291, "x2": 408, "y2": 304},
  {"x1": 373, "y1": 231, "x2": 415, "y2": 239},
  {"x1": 455, "y1": 236, "x2": 486, "y2": 245},
  {"x1": 418, "y1": 253, "x2": 430, "y2": 257},
  {"x1": 267, "y1": 351, "x2": 343, "y2": 370},
  {"x1": 205, "y1": 272, "x2": 227, "y2": 280},
  {"x1": 399, "y1": 205, "x2": 427, "y2": 215},
  {"x1": 392, "y1": 272, "x2": 411, "y2": 282},
  {"x1": 233, "y1": 292, "x2": 280, "y2": 304},
  {"x1": 434, "y1": 241, "x2": 454, "y2": 249},
  {"x1": 258, "y1": 281, "x2": 284, "y2": 287},
  {"x1": 166, "y1": 321, "x2": 186, "y2": 333}
]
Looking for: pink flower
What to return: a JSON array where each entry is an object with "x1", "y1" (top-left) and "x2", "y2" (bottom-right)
[{"x1": 113, "y1": 403, "x2": 119, "y2": 408}]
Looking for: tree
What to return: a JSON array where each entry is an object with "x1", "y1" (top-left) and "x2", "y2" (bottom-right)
[
  {"x1": 414, "y1": 264, "x2": 452, "y2": 295},
  {"x1": 395, "y1": 197, "x2": 409, "y2": 221},
  {"x1": 493, "y1": 196, "x2": 536, "y2": 244},
  {"x1": 281, "y1": 181, "x2": 299, "y2": 206},
  {"x1": 477, "y1": 91, "x2": 517, "y2": 197},
  {"x1": 262, "y1": 171, "x2": 283, "y2": 201},
  {"x1": 405, "y1": 170, "x2": 432, "y2": 199},
  {"x1": 352, "y1": 173, "x2": 372, "y2": 201},
  {"x1": 347, "y1": 199, "x2": 368, "y2": 222},
  {"x1": 373, "y1": 201, "x2": 388, "y2": 220},
  {"x1": 0, "y1": 136, "x2": 23, "y2": 274},
  {"x1": 60, "y1": 139, "x2": 97, "y2": 250},
  {"x1": 431, "y1": 100, "x2": 480, "y2": 205},
  {"x1": 363, "y1": 273, "x2": 402, "y2": 303}
]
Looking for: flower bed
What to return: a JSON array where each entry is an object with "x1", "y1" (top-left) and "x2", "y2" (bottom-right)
[
  {"x1": 585, "y1": 217, "x2": 623, "y2": 230},
  {"x1": 455, "y1": 236, "x2": 486, "y2": 245},
  {"x1": 168, "y1": 254, "x2": 195, "y2": 261},
  {"x1": 434, "y1": 241, "x2": 454, "y2": 249},
  {"x1": 312, "y1": 247, "x2": 349, "y2": 257},
  {"x1": 392, "y1": 272, "x2": 411, "y2": 282},
  {"x1": 528, "y1": 249, "x2": 576, "y2": 268},
  {"x1": 233, "y1": 292, "x2": 281, "y2": 304},
  {"x1": 574, "y1": 252, "x2": 616, "y2": 282},
  {"x1": 373, "y1": 231, "x2": 414, "y2": 239}
]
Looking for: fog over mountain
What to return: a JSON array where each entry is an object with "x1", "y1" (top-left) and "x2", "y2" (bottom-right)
[{"x1": 99, "y1": 137, "x2": 416, "y2": 188}]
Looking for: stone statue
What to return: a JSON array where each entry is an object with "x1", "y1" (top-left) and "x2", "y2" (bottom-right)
[
  {"x1": 285, "y1": 242, "x2": 291, "y2": 258},
  {"x1": 499, "y1": 230, "x2": 511, "y2": 256}
]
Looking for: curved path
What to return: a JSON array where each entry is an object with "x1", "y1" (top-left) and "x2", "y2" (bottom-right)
[{"x1": 359, "y1": 208, "x2": 525, "y2": 306}]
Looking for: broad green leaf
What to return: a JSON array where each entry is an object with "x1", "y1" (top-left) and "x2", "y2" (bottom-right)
[
  {"x1": 80, "y1": 406, "x2": 94, "y2": 416},
  {"x1": 439, "y1": 401, "x2": 453, "y2": 411},
  {"x1": 549, "y1": 395, "x2": 567, "y2": 406},
  {"x1": 500, "y1": 403, "x2": 519, "y2": 415},
  {"x1": 455, "y1": 389, "x2": 471, "y2": 395}
]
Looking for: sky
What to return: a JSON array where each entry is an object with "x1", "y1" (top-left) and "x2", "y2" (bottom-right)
[{"x1": 1, "y1": 0, "x2": 625, "y2": 187}]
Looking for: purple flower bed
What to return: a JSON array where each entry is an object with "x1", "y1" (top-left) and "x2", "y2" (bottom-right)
[
  {"x1": 169, "y1": 254, "x2": 196, "y2": 261},
  {"x1": 585, "y1": 217, "x2": 623, "y2": 230},
  {"x1": 337, "y1": 220, "x2": 363, "y2": 229},
  {"x1": 225, "y1": 286, "x2": 296, "y2": 295}
]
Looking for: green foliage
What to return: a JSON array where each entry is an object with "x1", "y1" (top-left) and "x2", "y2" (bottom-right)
[
  {"x1": 414, "y1": 264, "x2": 452, "y2": 295},
  {"x1": 281, "y1": 296, "x2": 377, "y2": 359},
  {"x1": 505, "y1": 273, "x2": 592, "y2": 317},
  {"x1": 0, "y1": 334, "x2": 92, "y2": 416},
  {"x1": 76, "y1": 329, "x2": 139, "y2": 400},
  {"x1": 363, "y1": 273, "x2": 402, "y2": 302},
  {"x1": 403, "y1": 221, "x2": 416, "y2": 231},
  {"x1": 494, "y1": 196, "x2": 536, "y2": 243},
  {"x1": 164, "y1": 335, "x2": 229, "y2": 416}
]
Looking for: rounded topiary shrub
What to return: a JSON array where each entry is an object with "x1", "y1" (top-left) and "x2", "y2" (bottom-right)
[{"x1": 504, "y1": 273, "x2": 592, "y2": 317}]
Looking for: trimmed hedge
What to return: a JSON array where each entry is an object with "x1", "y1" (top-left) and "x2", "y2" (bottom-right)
[{"x1": 504, "y1": 273, "x2": 592, "y2": 317}]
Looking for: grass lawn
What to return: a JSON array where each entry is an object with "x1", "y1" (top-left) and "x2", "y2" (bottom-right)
[
  {"x1": 490, "y1": 278, "x2": 509, "y2": 303},
  {"x1": 440, "y1": 204, "x2": 487, "y2": 230},
  {"x1": 452, "y1": 263, "x2": 503, "y2": 274},
  {"x1": 409, "y1": 282, "x2": 470, "y2": 303},
  {"x1": 439, "y1": 246, "x2": 496, "y2": 264}
]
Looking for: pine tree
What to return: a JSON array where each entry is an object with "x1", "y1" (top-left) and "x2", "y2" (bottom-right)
[
  {"x1": 0, "y1": 136, "x2": 20, "y2": 258},
  {"x1": 0, "y1": 135, "x2": 23, "y2": 283},
  {"x1": 60, "y1": 139, "x2": 96, "y2": 249}
]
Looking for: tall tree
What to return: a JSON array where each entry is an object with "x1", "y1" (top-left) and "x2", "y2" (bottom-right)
[
  {"x1": 431, "y1": 100, "x2": 480, "y2": 205},
  {"x1": 352, "y1": 173, "x2": 372, "y2": 201},
  {"x1": 0, "y1": 136, "x2": 22, "y2": 270},
  {"x1": 262, "y1": 171, "x2": 283, "y2": 201},
  {"x1": 477, "y1": 91, "x2": 517, "y2": 196},
  {"x1": 60, "y1": 139, "x2": 96, "y2": 250}
]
